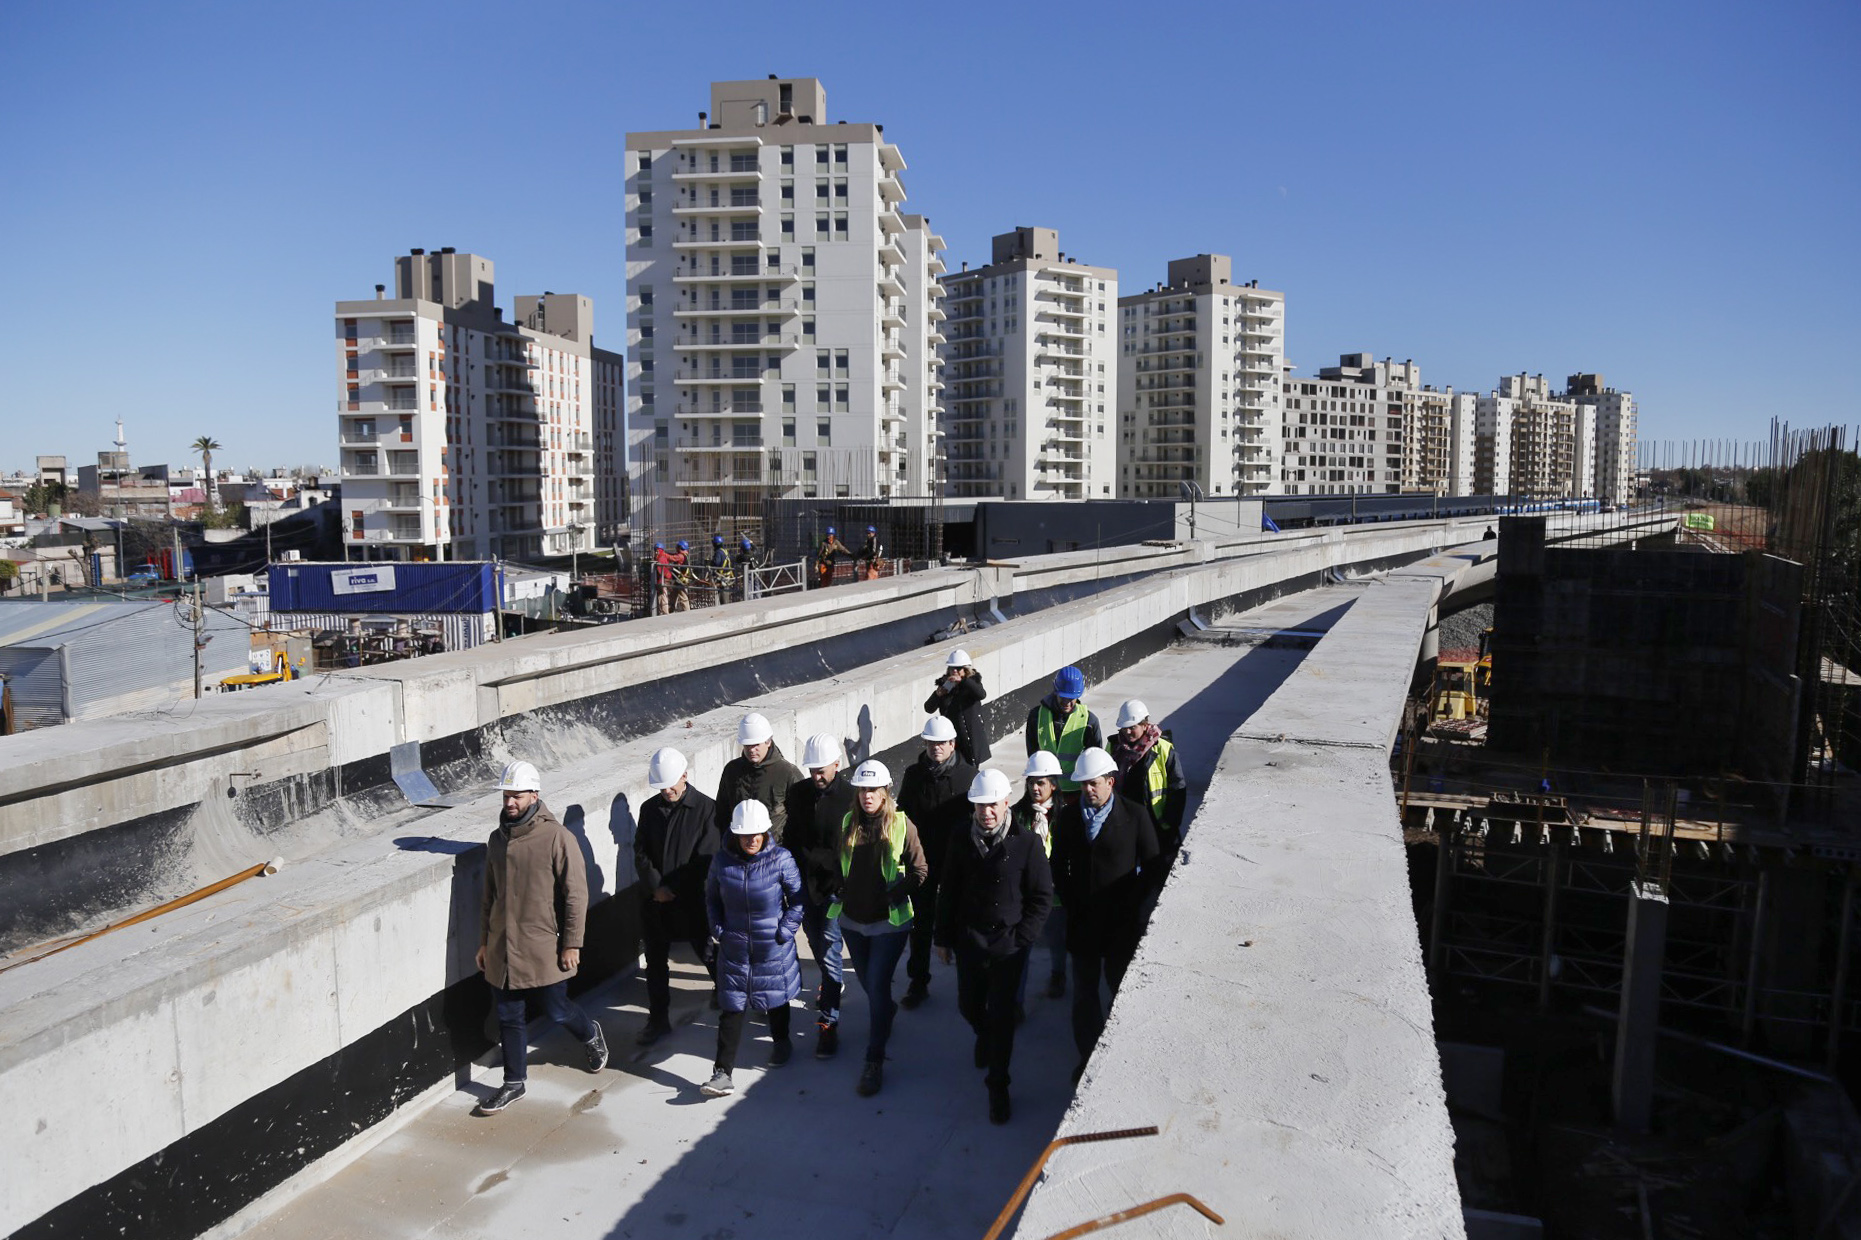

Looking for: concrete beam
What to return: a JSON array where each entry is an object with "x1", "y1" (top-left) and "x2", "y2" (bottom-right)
[{"x1": 1017, "y1": 575, "x2": 1464, "y2": 1238}]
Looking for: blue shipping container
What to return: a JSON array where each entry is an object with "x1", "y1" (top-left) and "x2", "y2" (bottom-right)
[{"x1": 267, "y1": 562, "x2": 497, "y2": 615}]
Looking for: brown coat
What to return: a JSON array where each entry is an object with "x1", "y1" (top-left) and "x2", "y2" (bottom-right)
[{"x1": 480, "y1": 803, "x2": 587, "y2": 991}]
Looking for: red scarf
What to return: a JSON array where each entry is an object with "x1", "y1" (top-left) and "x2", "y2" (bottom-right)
[{"x1": 1111, "y1": 722, "x2": 1160, "y2": 778}]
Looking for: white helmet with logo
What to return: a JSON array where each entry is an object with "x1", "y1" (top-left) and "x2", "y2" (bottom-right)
[
  {"x1": 849, "y1": 759, "x2": 892, "y2": 788},
  {"x1": 646, "y1": 748, "x2": 688, "y2": 790},
  {"x1": 497, "y1": 760, "x2": 541, "y2": 793},
  {"x1": 1071, "y1": 747, "x2": 1119, "y2": 783},
  {"x1": 920, "y1": 715, "x2": 957, "y2": 743},
  {"x1": 966, "y1": 768, "x2": 1013, "y2": 804},
  {"x1": 1022, "y1": 751, "x2": 1063, "y2": 780},
  {"x1": 737, "y1": 712, "x2": 774, "y2": 746},
  {"x1": 801, "y1": 733, "x2": 843, "y2": 770},
  {"x1": 730, "y1": 800, "x2": 773, "y2": 835},
  {"x1": 1115, "y1": 699, "x2": 1151, "y2": 730}
]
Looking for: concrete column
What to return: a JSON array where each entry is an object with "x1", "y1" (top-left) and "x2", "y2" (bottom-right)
[
  {"x1": 1742, "y1": 869, "x2": 1771, "y2": 1044},
  {"x1": 1428, "y1": 827, "x2": 1453, "y2": 979},
  {"x1": 1539, "y1": 844, "x2": 1563, "y2": 1012},
  {"x1": 1613, "y1": 879, "x2": 1670, "y2": 1133}
]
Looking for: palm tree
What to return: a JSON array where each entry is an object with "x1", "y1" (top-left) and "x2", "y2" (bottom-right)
[{"x1": 192, "y1": 436, "x2": 222, "y2": 509}]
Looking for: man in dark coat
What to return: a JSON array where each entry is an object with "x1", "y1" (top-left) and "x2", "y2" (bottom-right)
[
  {"x1": 935, "y1": 768, "x2": 1052, "y2": 1125},
  {"x1": 475, "y1": 760, "x2": 608, "y2": 1115},
  {"x1": 715, "y1": 712, "x2": 805, "y2": 841},
  {"x1": 925, "y1": 648, "x2": 992, "y2": 764},
  {"x1": 895, "y1": 715, "x2": 978, "y2": 1009},
  {"x1": 633, "y1": 747, "x2": 719, "y2": 1046},
  {"x1": 783, "y1": 733, "x2": 854, "y2": 1056},
  {"x1": 1049, "y1": 746, "x2": 1159, "y2": 1079}
]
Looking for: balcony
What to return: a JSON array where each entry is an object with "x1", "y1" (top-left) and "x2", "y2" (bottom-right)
[
  {"x1": 877, "y1": 267, "x2": 905, "y2": 297},
  {"x1": 673, "y1": 333, "x2": 802, "y2": 351},
  {"x1": 673, "y1": 235, "x2": 766, "y2": 251},
  {"x1": 341, "y1": 463, "x2": 382, "y2": 478},
  {"x1": 673, "y1": 265, "x2": 801, "y2": 285},
  {"x1": 567, "y1": 433, "x2": 593, "y2": 452},
  {"x1": 878, "y1": 175, "x2": 905, "y2": 204},
  {"x1": 672, "y1": 197, "x2": 764, "y2": 215},
  {"x1": 675, "y1": 298, "x2": 803, "y2": 318}
]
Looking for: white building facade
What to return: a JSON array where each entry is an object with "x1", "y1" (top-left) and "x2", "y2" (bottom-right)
[
  {"x1": 624, "y1": 78, "x2": 943, "y2": 538},
  {"x1": 938, "y1": 228, "x2": 1117, "y2": 500},
  {"x1": 335, "y1": 250, "x2": 621, "y2": 562},
  {"x1": 1117, "y1": 255, "x2": 1285, "y2": 499},
  {"x1": 1567, "y1": 373, "x2": 1637, "y2": 506}
]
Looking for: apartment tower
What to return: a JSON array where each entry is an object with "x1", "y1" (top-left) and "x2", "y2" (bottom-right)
[
  {"x1": 334, "y1": 250, "x2": 623, "y2": 561},
  {"x1": 1566, "y1": 373, "x2": 1637, "y2": 506},
  {"x1": 938, "y1": 227, "x2": 1117, "y2": 500},
  {"x1": 1115, "y1": 255, "x2": 1285, "y2": 498},
  {"x1": 623, "y1": 78, "x2": 944, "y2": 538}
]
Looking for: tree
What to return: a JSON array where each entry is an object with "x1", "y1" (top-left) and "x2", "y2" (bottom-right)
[
  {"x1": 0, "y1": 560, "x2": 16, "y2": 594},
  {"x1": 22, "y1": 479, "x2": 66, "y2": 516},
  {"x1": 192, "y1": 436, "x2": 222, "y2": 508}
]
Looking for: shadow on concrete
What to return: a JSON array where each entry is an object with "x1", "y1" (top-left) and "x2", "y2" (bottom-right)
[
  {"x1": 1163, "y1": 640, "x2": 1315, "y2": 833},
  {"x1": 392, "y1": 836, "x2": 477, "y2": 855}
]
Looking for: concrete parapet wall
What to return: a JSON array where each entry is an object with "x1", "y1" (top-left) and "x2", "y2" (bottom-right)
[
  {"x1": 0, "y1": 523, "x2": 1484, "y2": 1238},
  {"x1": 1015, "y1": 575, "x2": 1466, "y2": 1238}
]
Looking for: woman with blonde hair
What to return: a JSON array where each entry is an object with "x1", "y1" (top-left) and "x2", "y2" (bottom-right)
[{"x1": 829, "y1": 759, "x2": 929, "y2": 1096}]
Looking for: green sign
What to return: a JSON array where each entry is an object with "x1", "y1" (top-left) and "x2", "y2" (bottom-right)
[{"x1": 1683, "y1": 513, "x2": 1715, "y2": 531}]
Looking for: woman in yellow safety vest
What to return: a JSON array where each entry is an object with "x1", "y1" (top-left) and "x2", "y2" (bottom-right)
[
  {"x1": 1109, "y1": 699, "x2": 1188, "y2": 863},
  {"x1": 1012, "y1": 749, "x2": 1070, "y2": 1003},
  {"x1": 830, "y1": 759, "x2": 929, "y2": 1098}
]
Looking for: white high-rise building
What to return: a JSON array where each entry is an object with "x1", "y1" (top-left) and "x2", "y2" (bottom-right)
[
  {"x1": 1116, "y1": 255, "x2": 1285, "y2": 498},
  {"x1": 1279, "y1": 353, "x2": 1412, "y2": 495},
  {"x1": 1476, "y1": 373, "x2": 1586, "y2": 499},
  {"x1": 624, "y1": 77, "x2": 942, "y2": 538},
  {"x1": 939, "y1": 228, "x2": 1117, "y2": 500},
  {"x1": 1401, "y1": 382, "x2": 1478, "y2": 496},
  {"x1": 1566, "y1": 374, "x2": 1637, "y2": 506},
  {"x1": 335, "y1": 249, "x2": 622, "y2": 562}
]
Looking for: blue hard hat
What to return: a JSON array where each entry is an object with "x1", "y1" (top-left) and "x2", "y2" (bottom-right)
[
  {"x1": 826, "y1": 526, "x2": 835, "y2": 535},
  {"x1": 654, "y1": 542, "x2": 664, "y2": 551},
  {"x1": 713, "y1": 534, "x2": 724, "y2": 545},
  {"x1": 740, "y1": 536, "x2": 753, "y2": 547},
  {"x1": 677, "y1": 540, "x2": 688, "y2": 551},
  {"x1": 1053, "y1": 665, "x2": 1086, "y2": 698},
  {"x1": 866, "y1": 525, "x2": 876, "y2": 533}
]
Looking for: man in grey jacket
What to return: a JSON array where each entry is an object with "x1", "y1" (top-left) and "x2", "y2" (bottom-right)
[{"x1": 476, "y1": 760, "x2": 609, "y2": 1114}]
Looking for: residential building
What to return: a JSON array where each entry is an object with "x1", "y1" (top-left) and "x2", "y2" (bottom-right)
[
  {"x1": 624, "y1": 77, "x2": 942, "y2": 538},
  {"x1": 1279, "y1": 353, "x2": 1412, "y2": 495},
  {"x1": 1566, "y1": 373, "x2": 1638, "y2": 506},
  {"x1": 75, "y1": 423, "x2": 172, "y2": 518},
  {"x1": 939, "y1": 227, "x2": 1118, "y2": 500},
  {"x1": 35, "y1": 457, "x2": 68, "y2": 488},
  {"x1": 1401, "y1": 384, "x2": 1479, "y2": 495},
  {"x1": 1117, "y1": 255, "x2": 1284, "y2": 498},
  {"x1": 1477, "y1": 373, "x2": 1587, "y2": 499},
  {"x1": 334, "y1": 249, "x2": 623, "y2": 562}
]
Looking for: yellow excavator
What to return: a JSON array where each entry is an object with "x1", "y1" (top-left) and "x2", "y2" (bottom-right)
[{"x1": 220, "y1": 636, "x2": 311, "y2": 691}]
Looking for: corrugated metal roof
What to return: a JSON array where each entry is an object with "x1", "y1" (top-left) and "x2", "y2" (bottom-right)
[{"x1": 0, "y1": 601, "x2": 144, "y2": 648}]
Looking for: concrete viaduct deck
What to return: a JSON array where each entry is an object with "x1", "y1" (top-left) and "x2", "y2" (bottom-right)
[{"x1": 0, "y1": 513, "x2": 1675, "y2": 1238}]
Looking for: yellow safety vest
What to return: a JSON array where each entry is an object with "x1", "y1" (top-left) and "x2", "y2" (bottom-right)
[
  {"x1": 827, "y1": 810, "x2": 912, "y2": 925},
  {"x1": 1036, "y1": 704, "x2": 1092, "y2": 791},
  {"x1": 1141, "y1": 737, "x2": 1174, "y2": 826}
]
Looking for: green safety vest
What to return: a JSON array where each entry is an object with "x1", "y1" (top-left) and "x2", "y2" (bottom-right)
[
  {"x1": 1140, "y1": 737, "x2": 1175, "y2": 826},
  {"x1": 1036, "y1": 704, "x2": 1092, "y2": 791},
  {"x1": 827, "y1": 810, "x2": 913, "y2": 926}
]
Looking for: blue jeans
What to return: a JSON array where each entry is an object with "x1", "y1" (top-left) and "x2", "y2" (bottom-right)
[
  {"x1": 800, "y1": 898, "x2": 845, "y2": 1025},
  {"x1": 1017, "y1": 905, "x2": 1069, "y2": 1005},
  {"x1": 841, "y1": 921, "x2": 909, "y2": 1064},
  {"x1": 493, "y1": 980, "x2": 597, "y2": 1083}
]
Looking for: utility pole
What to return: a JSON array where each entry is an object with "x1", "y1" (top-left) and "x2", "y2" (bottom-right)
[{"x1": 192, "y1": 576, "x2": 204, "y2": 699}]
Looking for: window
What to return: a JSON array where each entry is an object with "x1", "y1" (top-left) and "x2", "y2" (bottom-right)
[
  {"x1": 801, "y1": 247, "x2": 815, "y2": 269},
  {"x1": 817, "y1": 417, "x2": 832, "y2": 444},
  {"x1": 802, "y1": 282, "x2": 815, "y2": 303},
  {"x1": 639, "y1": 288, "x2": 654, "y2": 306},
  {"x1": 637, "y1": 223, "x2": 652, "y2": 244},
  {"x1": 802, "y1": 316, "x2": 815, "y2": 338},
  {"x1": 833, "y1": 144, "x2": 848, "y2": 164},
  {"x1": 780, "y1": 146, "x2": 794, "y2": 166},
  {"x1": 636, "y1": 152, "x2": 651, "y2": 173},
  {"x1": 834, "y1": 349, "x2": 849, "y2": 374},
  {"x1": 817, "y1": 349, "x2": 831, "y2": 375},
  {"x1": 815, "y1": 147, "x2": 829, "y2": 166},
  {"x1": 782, "y1": 417, "x2": 797, "y2": 445},
  {"x1": 816, "y1": 181, "x2": 830, "y2": 200},
  {"x1": 780, "y1": 180, "x2": 794, "y2": 201},
  {"x1": 834, "y1": 212, "x2": 848, "y2": 237},
  {"x1": 834, "y1": 386, "x2": 849, "y2": 411},
  {"x1": 817, "y1": 384, "x2": 830, "y2": 408},
  {"x1": 816, "y1": 213, "x2": 830, "y2": 234},
  {"x1": 781, "y1": 214, "x2": 795, "y2": 237},
  {"x1": 834, "y1": 179, "x2": 848, "y2": 199},
  {"x1": 782, "y1": 384, "x2": 796, "y2": 412}
]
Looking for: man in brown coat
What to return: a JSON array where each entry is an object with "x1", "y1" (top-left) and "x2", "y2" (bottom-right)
[{"x1": 475, "y1": 760, "x2": 609, "y2": 1114}]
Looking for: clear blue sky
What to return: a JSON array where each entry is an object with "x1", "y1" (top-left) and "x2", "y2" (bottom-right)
[{"x1": 2, "y1": 0, "x2": 1855, "y2": 475}]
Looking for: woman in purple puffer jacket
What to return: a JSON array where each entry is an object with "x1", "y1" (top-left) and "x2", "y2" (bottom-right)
[{"x1": 701, "y1": 799, "x2": 804, "y2": 1097}]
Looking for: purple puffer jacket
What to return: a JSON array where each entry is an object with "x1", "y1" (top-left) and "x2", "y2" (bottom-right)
[{"x1": 705, "y1": 842, "x2": 804, "y2": 1013}]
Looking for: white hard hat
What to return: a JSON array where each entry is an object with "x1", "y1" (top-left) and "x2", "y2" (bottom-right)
[
  {"x1": 849, "y1": 759, "x2": 892, "y2": 788},
  {"x1": 921, "y1": 715, "x2": 957, "y2": 743},
  {"x1": 730, "y1": 800, "x2": 773, "y2": 835},
  {"x1": 1115, "y1": 700, "x2": 1151, "y2": 730},
  {"x1": 1023, "y1": 751, "x2": 1063, "y2": 780},
  {"x1": 497, "y1": 760, "x2": 541, "y2": 793},
  {"x1": 646, "y1": 747, "x2": 688, "y2": 790},
  {"x1": 737, "y1": 712, "x2": 774, "y2": 746},
  {"x1": 1071, "y1": 747, "x2": 1119, "y2": 782},
  {"x1": 802, "y1": 733, "x2": 843, "y2": 770},
  {"x1": 945, "y1": 648, "x2": 973, "y2": 669},
  {"x1": 967, "y1": 768, "x2": 1014, "y2": 804}
]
